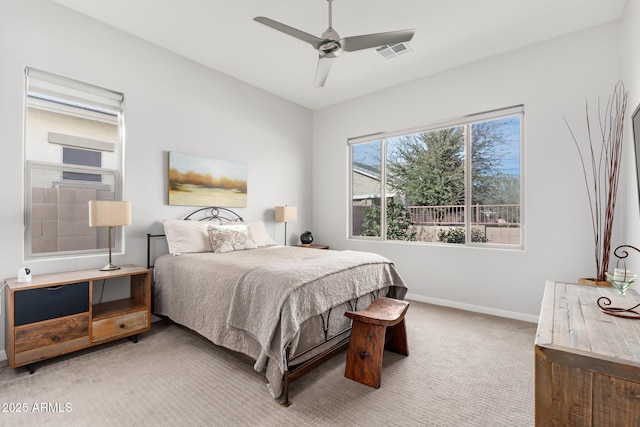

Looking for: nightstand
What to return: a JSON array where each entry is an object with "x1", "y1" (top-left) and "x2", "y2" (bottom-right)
[
  {"x1": 298, "y1": 244, "x2": 330, "y2": 250},
  {"x1": 4, "y1": 265, "x2": 151, "y2": 373}
]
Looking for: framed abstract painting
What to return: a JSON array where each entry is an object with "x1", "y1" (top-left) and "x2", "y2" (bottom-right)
[{"x1": 168, "y1": 151, "x2": 247, "y2": 207}]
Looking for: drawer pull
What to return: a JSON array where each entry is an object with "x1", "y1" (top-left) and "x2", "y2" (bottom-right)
[
  {"x1": 46, "y1": 285, "x2": 64, "y2": 291},
  {"x1": 51, "y1": 336, "x2": 59, "y2": 342},
  {"x1": 120, "y1": 324, "x2": 126, "y2": 329}
]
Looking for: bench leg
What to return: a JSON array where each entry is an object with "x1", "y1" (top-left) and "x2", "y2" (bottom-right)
[
  {"x1": 345, "y1": 321, "x2": 385, "y2": 388},
  {"x1": 385, "y1": 319, "x2": 409, "y2": 356}
]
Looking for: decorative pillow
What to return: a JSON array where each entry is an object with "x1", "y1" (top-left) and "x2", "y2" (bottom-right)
[
  {"x1": 207, "y1": 225, "x2": 258, "y2": 253},
  {"x1": 163, "y1": 220, "x2": 212, "y2": 255},
  {"x1": 247, "y1": 220, "x2": 278, "y2": 247}
]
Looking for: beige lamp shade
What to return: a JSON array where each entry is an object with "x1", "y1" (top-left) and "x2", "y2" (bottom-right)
[
  {"x1": 275, "y1": 206, "x2": 297, "y2": 223},
  {"x1": 89, "y1": 200, "x2": 132, "y2": 227}
]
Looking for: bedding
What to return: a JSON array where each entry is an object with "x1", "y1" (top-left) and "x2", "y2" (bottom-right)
[
  {"x1": 153, "y1": 245, "x2": 407, "y2": 399},
  {"x1": 162, "y1": 219, "x2": 276, "y2": 255},
  {"x1": 207, "y1": 224, "x2": 258, "y2": 253},
  {"x1": 245, "y1": 220, "x2": 278, "y2": 247},
  {"x1": 163, "y1": 219, "x2": 212, "y2": 254}
]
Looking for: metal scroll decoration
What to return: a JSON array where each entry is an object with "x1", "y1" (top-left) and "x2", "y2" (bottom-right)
[
  {"x1": 612, "y1": 244, "x2": 640, "y2": 262},
  {"x1": 597, "y1": 244, "x2": 640, "y2": 318},
  {"x1": 183, "y1": 206, "x2": 244, "y2": 223},
  {"x1": 597, "y1": 296, "x2": 640, "y2": 319}
]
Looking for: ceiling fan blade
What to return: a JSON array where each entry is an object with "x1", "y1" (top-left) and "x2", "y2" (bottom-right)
[
  {"x1": 254, "y1": 17, "x2": 324, "y2": 49},
  {"x1": 341, "y1": 29, "x2": 415, "y2": 52},
  {"x1": 314, "y1": 56, "x2": 335, "y2": 88}
]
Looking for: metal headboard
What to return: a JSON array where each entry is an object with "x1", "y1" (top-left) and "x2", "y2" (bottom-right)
[
  {"x1": 183, "y1": 206, "x2": 244, "y2": 223},
  {"x1": 146, "y1": 206, "x2": 244, "y2": 269}
]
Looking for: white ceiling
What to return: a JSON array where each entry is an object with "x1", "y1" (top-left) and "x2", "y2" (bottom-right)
[{"x1": 50, "y1": 0, "x2": 626, "y2": 110}]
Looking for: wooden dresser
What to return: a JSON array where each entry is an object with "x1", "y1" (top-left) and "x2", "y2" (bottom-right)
[{"x1": 535, "y1": 281, "x2": 640, "y2": 425}]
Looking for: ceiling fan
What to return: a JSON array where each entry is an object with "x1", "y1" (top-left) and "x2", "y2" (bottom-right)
[{"x1": 254, "y1": 0, "x2": 415, "y2": 87}]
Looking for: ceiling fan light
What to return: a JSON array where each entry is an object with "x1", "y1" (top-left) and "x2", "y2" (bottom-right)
[{"x1": 319, "y1": 41, "x2": 343, "y2": 57}]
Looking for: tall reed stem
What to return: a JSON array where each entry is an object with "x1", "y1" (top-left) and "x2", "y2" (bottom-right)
[{"x1": 564, "y1": 81, "x2": 627, "y2": 281}]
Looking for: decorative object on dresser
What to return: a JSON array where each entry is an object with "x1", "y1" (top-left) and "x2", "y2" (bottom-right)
[
  {"x1": 597, "y1": 244, "x2": 640, "y2": 318},
  {"x1": 300, "y1": 230, "x2": 313, "y2": 246},
  {"x1": 564, "y1": 81, "x2": 627, "y2": 285},
  {"x1": 275, "y1": 205, "x2": 297, "y2": 246},
  {"x1": 88, "y1": 200, "x2": 132, "y2": 271},
  {"x1": 4, "y1": 265, "x2": 151, "y2": 374},
  {"x1": 536, "y1": 280, "x2": 640, "y2": 425}
]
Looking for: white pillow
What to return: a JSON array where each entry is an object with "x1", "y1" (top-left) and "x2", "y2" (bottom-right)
[
  {"x1": 163, "y1": 220, "x2": 211, "y2": 255},
  {"x1": 163, "y1": 219, "x2": 273, "y2": 254},
  {"x1": 247, "y1": 220, "x2": 278, "y2": 247},
  {"x1": 207, "y1": 225, "x2": 258, "y2": 253}
]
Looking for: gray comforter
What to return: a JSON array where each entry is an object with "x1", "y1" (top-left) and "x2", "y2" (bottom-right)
[{"x1": 153, "y1": 246, "x2": 407, "y2": 398}]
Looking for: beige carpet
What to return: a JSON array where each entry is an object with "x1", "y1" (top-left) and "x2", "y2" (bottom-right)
[{"x1": 0, "y1": 301, "x2": 536, "y2": 426}]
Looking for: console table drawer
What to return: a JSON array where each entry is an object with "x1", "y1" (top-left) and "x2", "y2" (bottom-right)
[
  {"x1": 14, "y1": 314, "x2": 89, "y2": 356},
  {"x1": 92, "y1": 310, "x2": 149, "y2": 343},
  {"x1": 14, "y1": 282, "x2": 89, "y2": 326}
]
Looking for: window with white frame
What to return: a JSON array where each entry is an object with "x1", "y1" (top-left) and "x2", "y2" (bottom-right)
[
  {"x1": 24, "y1": 68, "x2": 125, "y2": 258},
  {"x1": 349, "y1": 106, "x2": 523, "y2": 247}
]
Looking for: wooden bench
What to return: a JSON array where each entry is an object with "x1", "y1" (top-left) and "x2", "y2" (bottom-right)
[{"x1": 344, "y1": 297, "x2": 409, "y2": 388}]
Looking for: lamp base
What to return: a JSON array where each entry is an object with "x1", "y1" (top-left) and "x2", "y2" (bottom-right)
[{"x1": 99, "y1": 263, "x2": 121, "y2": 271}]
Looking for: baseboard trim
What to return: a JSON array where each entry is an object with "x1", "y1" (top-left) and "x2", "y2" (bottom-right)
[{"x1": 405, "y1": 293, "x2": 539, "y2": 324}]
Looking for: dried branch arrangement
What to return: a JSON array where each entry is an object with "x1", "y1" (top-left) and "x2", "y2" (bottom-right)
[{"x1": 565, "y1": 81, "x2": 628, "y2": 281}]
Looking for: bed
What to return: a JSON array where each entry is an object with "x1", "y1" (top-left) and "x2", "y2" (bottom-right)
[{"x1": 147, "y1": 207, "x2": 407, "y2": 405}]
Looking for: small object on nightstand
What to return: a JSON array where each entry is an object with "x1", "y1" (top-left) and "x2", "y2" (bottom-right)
[{"x1": 300, "y1": 231, "x2": 314, "y2": 247}]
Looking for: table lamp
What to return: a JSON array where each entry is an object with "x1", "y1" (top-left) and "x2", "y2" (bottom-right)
[
  {"x1": 275, "y1": 205, "x2": 297, "y2": 246},
  {"x1": 89, "y1": 200, "x2": 131, "y2": 271}
]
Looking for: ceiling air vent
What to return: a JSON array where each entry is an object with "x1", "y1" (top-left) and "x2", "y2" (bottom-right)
[{"x1": 376, "y1": 42, "x2": 411, "y2": 60}]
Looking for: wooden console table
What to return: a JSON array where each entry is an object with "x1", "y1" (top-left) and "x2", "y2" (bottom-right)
[
  {"x1": 535, "y1": 281, "x2": 640, "y2": 425},
  {"x1": 4, "y1": 265, "x2": 151, "y2": 373}
]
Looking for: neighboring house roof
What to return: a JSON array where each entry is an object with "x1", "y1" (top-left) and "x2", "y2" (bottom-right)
[{"x1": 352, "y1": 162, "x2": 395, "y2": 200}]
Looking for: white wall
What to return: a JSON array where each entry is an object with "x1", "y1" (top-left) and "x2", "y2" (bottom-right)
[
  {"x1": 311, "y1": 22, "x2": 623, "y2": 321},
  {"x1": 621, "y1": 1, "x2": 640, "y2": 274},
  {"x1": 0, "y1": 0, "x2": 312, "y2": 361}
]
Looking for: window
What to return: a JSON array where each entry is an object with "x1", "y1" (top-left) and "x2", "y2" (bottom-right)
[
  {"x1": 24, "y1": 68, "x2": 125, "y2": 258},
  {"x1": 62, "y1": 146, "x2": 102, "y2": 182},
  {"x1": 350, "y1": 106, "x2": 523, "y2": 247}
]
